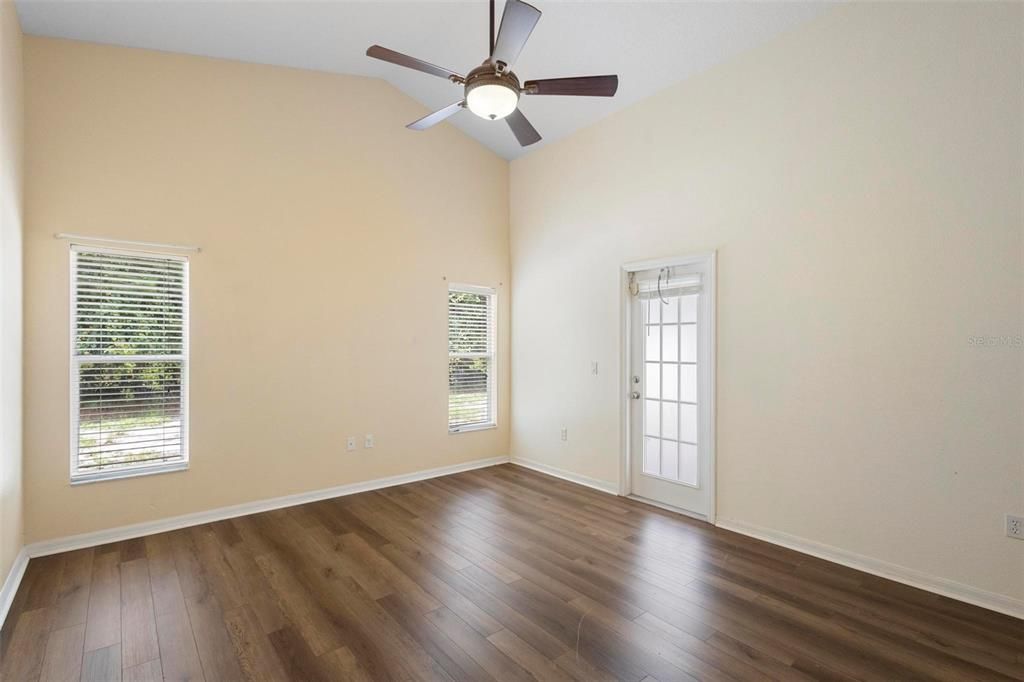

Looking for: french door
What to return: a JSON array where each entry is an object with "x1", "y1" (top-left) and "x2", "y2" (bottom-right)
[{"x1": 627, "y1": 256, "x2": 714, "y2": 519}]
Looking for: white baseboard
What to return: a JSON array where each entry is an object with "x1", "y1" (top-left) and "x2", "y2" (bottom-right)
[
  {"x1": 0, "y1": 548, "x2": 29, "y2": 629},
  {"x1": 716, "y1": 518, "x2": 1024, "y2": 620},
  {"x1": 17, "y1": 456, "x2": 1017, "y2": 623},
  {"x1": 26, "y1": 456, "x2": 510, "y2": 560},
  {"x1": 510, "y1": 457, "x2": 619, "y2": 495}
]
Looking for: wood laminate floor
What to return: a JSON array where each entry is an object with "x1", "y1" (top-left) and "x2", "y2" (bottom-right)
[{"x1": 1, "y1": 463, "x2": 1021, "y2": 681}]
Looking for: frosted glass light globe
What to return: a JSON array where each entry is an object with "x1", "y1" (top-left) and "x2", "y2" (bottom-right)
[{"x1": 466, "y1": 83, "x2": 519, "y2": 120}]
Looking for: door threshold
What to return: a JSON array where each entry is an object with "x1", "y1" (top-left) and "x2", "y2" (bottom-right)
[{"x1": 626, "y1": 494, "x2": 708, "y2": 522}]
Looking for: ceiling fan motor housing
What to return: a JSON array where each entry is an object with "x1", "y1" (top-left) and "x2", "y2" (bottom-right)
[{"x1": 464, "y1": 63, "x2": 521, "y2": 120}]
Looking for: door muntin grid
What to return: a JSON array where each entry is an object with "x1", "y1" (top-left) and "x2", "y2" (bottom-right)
[{"x1": 641, "y1": 292, "x2": 700, "y2": 487}]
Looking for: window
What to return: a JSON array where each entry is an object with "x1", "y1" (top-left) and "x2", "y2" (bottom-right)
[
  {"x1": 448, "y1": 284, "x2": 496, "y2": 432},
  {"x1": 71, "y1": 246, "x2": 189, "y2": 482}
]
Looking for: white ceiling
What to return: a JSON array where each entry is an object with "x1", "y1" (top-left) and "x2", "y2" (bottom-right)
[{"x1": 16, "y1": 0, "x2": 832, "y2": 160}]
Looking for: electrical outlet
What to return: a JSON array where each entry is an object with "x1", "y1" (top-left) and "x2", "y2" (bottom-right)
[
  {"x1": 560, "y1": 427, "x2": 567, "y2": 442},
  {"x1": 1007, "y1": 514, "x2": 1024, "y2": 540},
  {"x1": 346, "y1": 436, "x2": 356, "y2": 452},
  {"x1": 365, "y1": 434, "x2": 375, "y2": 449}
]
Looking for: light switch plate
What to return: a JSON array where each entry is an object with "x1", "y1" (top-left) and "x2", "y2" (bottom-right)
[
  {"x1": 346, "y1": 436, "x2": 356, "y2": 452},
  {"x1": 365, "y1": 434, "x2": 375, "y2": 449}
]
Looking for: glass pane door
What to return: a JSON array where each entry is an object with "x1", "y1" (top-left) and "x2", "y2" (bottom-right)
[
  {"x1": 641, "y1": 292, "x2": 699, "y2": 487},
  {"x1": 628, "y1": 256, "x2": 715, "y2": 520}
]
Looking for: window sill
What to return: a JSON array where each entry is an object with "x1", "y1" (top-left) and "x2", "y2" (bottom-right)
[
  {"x1": 71, "y1": 460, "x2": 189, "y2": 485},
  {"x1": 449, "y1": 423, "x2": 497, "y2": 435}
]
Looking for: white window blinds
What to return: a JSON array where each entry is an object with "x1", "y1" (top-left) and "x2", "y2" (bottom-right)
[
  {"x1": 448, "y1": 285, "x2": 496, "y2": 432},
  {"x1": 71, "y1": 246, "x2": 189, "y2": 481},
  {"x1": 636, "y1": 271, "x2": 702, "y2": 300}
]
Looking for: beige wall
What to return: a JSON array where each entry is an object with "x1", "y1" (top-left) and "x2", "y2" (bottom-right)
[
  {"x1": 23, "y1": 38, "x2": 510, "y2": 543},
  {"x1": 510, "y1": 1, "x2": 1023, "y2": 603},
  {"x1": 0, "y1": 0, "x2": 23, "y2": 583}
]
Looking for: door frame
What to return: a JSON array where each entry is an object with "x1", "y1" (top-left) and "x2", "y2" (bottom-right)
[{"x1": 619, "y1": 251, "x2": 717, "y2": 523}]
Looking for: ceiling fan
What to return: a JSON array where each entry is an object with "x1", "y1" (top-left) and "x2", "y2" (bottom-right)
[{"x1": 366, "y1": 0, "x2": 618, "y2": 147}]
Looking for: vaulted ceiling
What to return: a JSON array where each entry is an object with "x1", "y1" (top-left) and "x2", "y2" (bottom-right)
[{"x1": 16, "y1": 1, "x2": 831, "y2": 159}]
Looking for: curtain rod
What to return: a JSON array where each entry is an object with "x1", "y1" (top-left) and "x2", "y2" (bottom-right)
[{"x1": 54, "y1": 233, "x2": 201, "y2": 253}]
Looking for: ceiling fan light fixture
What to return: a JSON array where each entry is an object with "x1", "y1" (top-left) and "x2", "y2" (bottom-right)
[
  {"x1": 466, "y1": 81, "x2": 519, "y2": 120},
  {"x1": 366, "y1": 0, "x2": 618, "y2": 146}
]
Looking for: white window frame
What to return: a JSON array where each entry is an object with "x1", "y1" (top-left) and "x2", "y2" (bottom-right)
[
  {"x1": 69, "y1": 245, "x2": 190, "y2": 484},
  {"x1": 448, "y1": 283, "x2": 498, "y2": 434}
]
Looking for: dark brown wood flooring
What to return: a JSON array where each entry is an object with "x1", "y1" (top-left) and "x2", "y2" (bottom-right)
[{"x1": 2, "y1": 463, "x2": 1021, "y2": 681}]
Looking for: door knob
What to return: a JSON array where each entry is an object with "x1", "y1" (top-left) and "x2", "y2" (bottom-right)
[{"x1": 630, "y1": 391, "x2": 641, "y2": 400}]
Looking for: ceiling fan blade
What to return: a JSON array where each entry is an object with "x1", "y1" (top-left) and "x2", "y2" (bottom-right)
[
  {"x1": 524, "y1": 75, "x2": 619, "y2": 97},
  {"x1": 366, "y1": 45, "x2": 463, "y2": 81},
  {"x1": 505, "y1": 108, "x2": 542, "y2": 146},
  {"x1": 407, "y1": 101, "x2": 465, "y2": 131},
  {"x1": 490, "y1": 0, "x2": 541, "y2": 68}
]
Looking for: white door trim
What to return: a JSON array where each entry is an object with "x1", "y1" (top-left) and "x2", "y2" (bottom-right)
[{"x1": 620, "y1": 251, "x2": 716, "y2": 523}]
